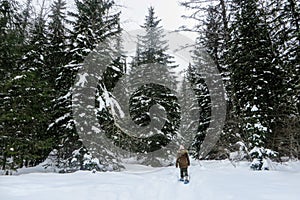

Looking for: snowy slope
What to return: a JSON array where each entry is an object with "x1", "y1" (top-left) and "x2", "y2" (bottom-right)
[{"x1": 1, "y1": 160, "x2": 300, "y2": 200}]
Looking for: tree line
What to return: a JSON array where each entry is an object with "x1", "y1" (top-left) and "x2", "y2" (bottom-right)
[
  {"x1": 182, "y1": 0, "x2": 299, "y2": 169},
  {"x1": 0, "y1": 0, "x2": 299, "y2": 173}
]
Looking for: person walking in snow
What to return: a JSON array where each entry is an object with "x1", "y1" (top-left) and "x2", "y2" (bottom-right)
[{"x1": 176, "y1": 145, "x2": 190, "y2": 181}]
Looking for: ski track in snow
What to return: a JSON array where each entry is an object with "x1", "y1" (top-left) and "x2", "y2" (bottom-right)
[{"x1": 0, "y1": 161, "x2": 300, "y2": 200}]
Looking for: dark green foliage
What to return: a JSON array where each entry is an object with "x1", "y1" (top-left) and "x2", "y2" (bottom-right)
[
  {"x1": 226, "y1": 0, "x2": 286, "y2": 161},
  {"x1": 181, "y1": 0, "x2": 300, "y2": 163},
  {"x1": 268, "y1": 0, "x2": 300, "y2": 159},
  {"x1": 52, "y1": 0, "x2": 122, "y2": 171},
  {"x1": 127, "y1": 7, "x2": 180, "y2": 159},
  {"x1": 0, "y1": 0, "x2": 33, "y2": 171},
  {"x1": 185, "y1": 64, "x2": 211, "y2": 158},
  {"x1": 0, "y1": 0, "x2": 123, "y2": 172},
  {"x1": 1, "y1": 0, "x2": 300, "y2": 173}
]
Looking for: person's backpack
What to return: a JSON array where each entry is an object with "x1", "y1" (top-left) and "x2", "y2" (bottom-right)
[{"x1": 177, "y1": 150, "x2": 190, "y2": 168}]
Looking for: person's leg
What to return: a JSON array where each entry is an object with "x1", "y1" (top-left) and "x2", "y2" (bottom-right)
[
  {"x1": 182, "y1": 168, "x2": 188, "y2": 178},
  {"x1": 180, "y1": 168, "x2": 184, "y2": 179}
]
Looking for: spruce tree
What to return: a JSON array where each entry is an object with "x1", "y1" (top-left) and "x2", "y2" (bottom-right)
[
  {"x1": 267, "y1": 0, "x2": 300, "y2": 159},
  {"x1": 54, "y1": 0, "x2": 123, "y2": 171},
  {"x1": 16, "y1": 4, "x2": 54, "y2": 168},
  {"x1": 181, "y1": 0, "x2": 232, "y2": 159},
  {"x1": 225, "y1": 0, "x2": 282, "y2": 168},
  {"x1": 45, "y1": 0, "x2": 70, "y2": 167},
  {"x1": 0, "y1": 0, "x2": 31, "y2": 171},
  {"x1": 184, "y1": 64, "x2": 211, "y2": 158},
  {"x1": 125, "y1": 7, "x2": 180, "y2": 165}
]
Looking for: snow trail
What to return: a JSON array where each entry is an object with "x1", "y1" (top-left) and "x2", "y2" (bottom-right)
[{"x1": 0, "y1": 161, "x2": 300, "y2": 200}]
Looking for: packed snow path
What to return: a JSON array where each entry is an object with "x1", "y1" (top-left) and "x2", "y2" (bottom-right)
[{"x1": 1, "y1": 161, "x2": 300, "y2": 200}]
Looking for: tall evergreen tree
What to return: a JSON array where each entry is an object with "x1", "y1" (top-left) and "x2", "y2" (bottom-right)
[
  {"x1": 124, "y1": 7, "x2": 180, "y2": 165},
  {"x1": 16, "y1": 2, "x2": 54, "y2": 168},
  {"x1": 0, "y1": 0, "x2": 56, "y2": 171},
  {"x1": 184, "y1": 64, "x2": 211, "y2": 158},
  {"x1": 0, "y1": 0, "x2": 31, "y2": 171},
  {"x1": 0, "y1": 0, "x2": 23, "y2": 80},
  {"x1": 53, "y1": 0, "x2": 123, "y2": 171},
  {"x1": 181, "y1": 0, "x2": 231, "y2": 159},
  {"x1": 267, "y1": 0, "x2": 300, "y2": 159},
  {"x1": 225, "y1": 0, "x2": 282, "y2": 168},
  {"x1": 45, "y1": 0, "x2": 70, "y2": 167}
]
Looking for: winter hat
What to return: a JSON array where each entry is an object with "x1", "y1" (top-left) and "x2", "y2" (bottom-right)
[{"x1": 179, "y1": 145, "x2": 185, "y2": 150}]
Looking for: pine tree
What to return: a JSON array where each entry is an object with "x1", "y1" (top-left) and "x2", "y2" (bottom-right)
[
  {"x1": 181, "y1": 0, "x2": 232, "y2": 158},
  {"x1": 183, "y1": 64, "x2": 211, "y2": 158},
  {"x1": 180, "y1": 0, "x2": 230, "y2": 159},
  {"x1": 0, "y1": 0, "x2": 23, "y2": 80},
  {"x1": 0, "y1": 0, "x2": 59, "y2": 171},
  {"x1": 45, "y1": 0, "x2": 70, "y2": 167},
  {"x1": 47, "y1": 0, "x2": 68, "y2": 83},
  {"x1": 0, "y1": 0, "x2": 31, "y2": 171},
  {"x1": 16, "y1": 3, "x2": 54, "y2": 168},
  {"x1": 53, "y1": 0, "x2": 123, "y2": 171},
  {"x1": 267, "y1": 0, "x2": 300, "y2": 159},
  {"x1": 124, "y1": 7, "x2": 180, "y2": 165},
  {"x1": 225, "y1": 0, "x2": 282, "y2": 168}
]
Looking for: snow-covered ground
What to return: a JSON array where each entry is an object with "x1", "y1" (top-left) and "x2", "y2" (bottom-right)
[{"x1": 1, "y1": 160, "x2": 300, "y2": 200}]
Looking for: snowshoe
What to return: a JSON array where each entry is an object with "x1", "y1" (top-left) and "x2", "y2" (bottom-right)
[{"x1": 183, "y1": 176, "x2": 189, "y2": 184}]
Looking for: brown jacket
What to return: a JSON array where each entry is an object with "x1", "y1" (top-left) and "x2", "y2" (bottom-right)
[{"x1": 176, "y1": 149, "x2": 190, "y2": 168}]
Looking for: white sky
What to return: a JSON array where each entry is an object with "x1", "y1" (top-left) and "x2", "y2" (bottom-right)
[
  {"x1": 116, "y1": 0, "x2": 197, "y2": 75},
  {"x1": 27, "y1": 0, "x2": 197, "y2": 73},
  {"x1": 26, "y1": 0, "x2": 197, "y2": 40},
  {"x1": 117, "y1": 0, "x2": 197, "y2": 40}
]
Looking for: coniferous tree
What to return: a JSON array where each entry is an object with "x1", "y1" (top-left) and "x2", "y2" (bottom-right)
[
  {"x1": 14, "y1": 3, "x2": 55, "y2": 168},
  {"x1": 125, "y1": 7, "x2": 180, "y2": 165},
  {"x1": 0, "y1": 0, "x2": 23, "y2": 80},
  {"x1": 54, "y1": 0, "x2": 123, "y2": 171},
  {"x1": 180, "y1": 0, "x2": 300, "y2": 161},
  {"x1": 0, "y1": 0, "x2": 32, "y2": 171},
  {"x1": 184, "y1": 64, "x2": 211, "y2": 158},
  {"x1": 267, "y1": 0, "x2": 300, "y2": 159},
  {"x1": 225, "y1": 0, "x2": 282, "y2": 168},
  {"x1": 46, "y1": 0, "x2": 70, "y2": 168},
  {"x1": 181, "y1": 0, "x2": 230, "y2": 159}
]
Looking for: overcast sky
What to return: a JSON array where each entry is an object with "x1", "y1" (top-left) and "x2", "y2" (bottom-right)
[
  {"x1": 28, "y1": 0, "x2": 196, "y2": 72},
  {"x1": 117, "y1": 0, "x2": 196, "y2": 39},
  {"x1": 28, "y1": 0, "x2": 196, "y2": 39},
  {"x1": 118, "y1": 0, "x2": 197, "y2": 73}
]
